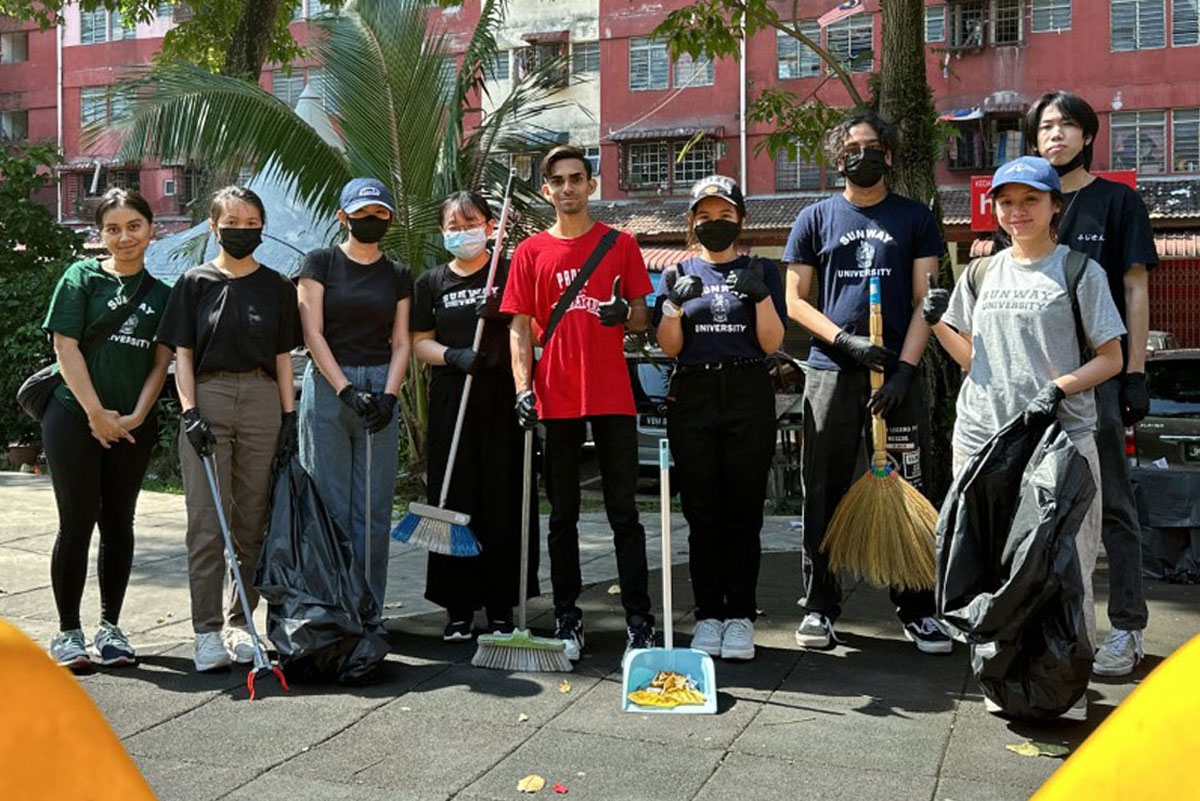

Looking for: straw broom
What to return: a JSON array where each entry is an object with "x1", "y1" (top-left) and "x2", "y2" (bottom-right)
[{"x1": 820, "y1": 276, "x2": 937, "y2": 592}]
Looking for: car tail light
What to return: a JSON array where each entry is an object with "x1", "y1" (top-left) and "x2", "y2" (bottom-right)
[{"x1": 1125, "y1": 427, "x2": 1137, "y2": 458}]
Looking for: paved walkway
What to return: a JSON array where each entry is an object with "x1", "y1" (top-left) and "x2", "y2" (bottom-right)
[{"x1": 1, "y1": 472, "x2": 1197, "y2": 801}]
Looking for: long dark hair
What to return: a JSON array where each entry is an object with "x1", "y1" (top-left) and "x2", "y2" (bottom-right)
[{"x1": 94, "y1": 187, "x2": 153, "y2": 228}]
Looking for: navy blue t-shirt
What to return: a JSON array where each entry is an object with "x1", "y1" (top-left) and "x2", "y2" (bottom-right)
[
  {"x1": 783, "y1": 193, "x2": 943, "y2": 371},
  {"x1": 653, "y1": 255, "x2": 787, "y2": 366}
]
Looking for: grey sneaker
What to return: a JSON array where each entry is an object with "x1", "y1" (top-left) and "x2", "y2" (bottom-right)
[
  {"x1": 194, "y1": 632, "x2": 232, "y2": 672},
  {"x1": 795, "y1": 612, "x2": 836, "y2": 649},
  {"x1": 1093, "y1": 629, "x2": 1143, "y2": 677},
  {"x1": 93, "y1": 620, "x2": 136, "y2": 666},
  {"x1": 223, "y1": 626, "x2": 255, "y2": 664},
  {"x1": 50, "y1": 629, "x2": 92, "y2": 671},
  {"x1": 1060, "y1": 694, "x2": 1088, "y2": 722},
  {"x1": 690, "y1": 618, "x2": 723, "y2": 656},
  {"x1": 720, "y1": 618, "x2": 755, "y2": 661}
]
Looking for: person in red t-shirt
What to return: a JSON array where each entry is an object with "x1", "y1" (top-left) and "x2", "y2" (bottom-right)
[{"x1": 501, "y1": 145, "x2": 655, "y2": 661}]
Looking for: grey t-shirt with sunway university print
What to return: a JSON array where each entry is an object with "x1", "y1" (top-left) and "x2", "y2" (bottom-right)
[{"x1": 943, "y1": 244, "x2": 1126, "y2": 457}]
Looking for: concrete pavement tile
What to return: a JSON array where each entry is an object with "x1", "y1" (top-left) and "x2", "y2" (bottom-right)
[
  {"x1": 694, "y1": 752, "x2": 937, "y2": 801},
  {"x1": 133, "y1": 757, "x2": 259, "y2": 801},
  {"x1": 0, "y1": 545, "x2": 51, "y2": 594},
  {"x1": 226, "y1": 770, "x2": 444, "y2": 801},
  {"x1": 461, "y1": 729, "x2": 723, "y2": 801},
  {"x1": 933, "y1": 776, "x2": 1043, "y2": 801},
  {"x1": 273, "y1": 709, "x2": 529, "y2": 797},
  {"x1": 396, "y1": 662, "x2": 597, "y2": 724}
]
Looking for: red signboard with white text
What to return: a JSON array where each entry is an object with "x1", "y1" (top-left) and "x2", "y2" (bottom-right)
[{"x1": 969, "y1": 170, "x2": 1137, "y2": 232}]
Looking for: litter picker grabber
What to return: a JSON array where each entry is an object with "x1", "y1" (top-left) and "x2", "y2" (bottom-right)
[
  {"x1": 201, "y1": 454, "x2": 289, "y2": 700},
  {"x1": 364, "y1": 429, "x2": 372, "y2": 584},
  {"x1": 392, "y1": 169, "x2": 520, "y2": 557},
  {"x1": 621, "y1": 439, "x2": 717, "y2": 714},
  {"x1": 472, "y1": 429, "x2": 572, "y2": 672}
]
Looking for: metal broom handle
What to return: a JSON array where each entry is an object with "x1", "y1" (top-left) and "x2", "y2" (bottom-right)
[
  {"x1": 660, "y1": 438, "x2": 673, "y2": 650},
  {"x1": 518, "y1": 428, "x2": 533, "y2": 631},
  {"x1": 868, "y1": 276, "x2": 888, "y2": 471},
  {"x1": 435, "y1": 169, "x2": 519, "y2": 509}
]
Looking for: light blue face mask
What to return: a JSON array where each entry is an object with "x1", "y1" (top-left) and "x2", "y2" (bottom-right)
[{"x1": 442, "y1": 227, "x2": 488, "y2": 260}]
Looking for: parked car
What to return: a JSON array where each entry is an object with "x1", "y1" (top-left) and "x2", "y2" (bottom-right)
[
  {"x1": 1146, "y1": 330, "x2": 1181, "y2": 353},
  {"x1": 1130, "y1": 348, "x2": 1200, "y2": 471}
]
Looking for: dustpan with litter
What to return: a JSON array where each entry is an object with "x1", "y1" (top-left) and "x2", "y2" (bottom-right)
[{"x1": 621, "y1": 439, "x2": 717, "y2": 715}]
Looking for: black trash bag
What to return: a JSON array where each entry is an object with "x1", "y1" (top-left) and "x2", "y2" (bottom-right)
[
  {"x1": 935, "y1": 419, "x2": 1096, "y2": 720},
  {"x1": 255, "y1": 458, "x2": 390, "y2": 684}
]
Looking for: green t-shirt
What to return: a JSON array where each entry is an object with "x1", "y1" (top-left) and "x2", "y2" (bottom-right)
[{"x1": 42, "y1": 258, "x2": 172, "y2": 421}]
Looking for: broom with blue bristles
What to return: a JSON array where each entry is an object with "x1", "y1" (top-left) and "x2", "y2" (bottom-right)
[{"x1": 391, "y1": 171, "x2": 517, "y2": 557}]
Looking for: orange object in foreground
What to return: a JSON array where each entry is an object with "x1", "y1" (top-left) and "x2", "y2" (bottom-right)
[
  {"x1": 0, "y1": 617, "x2": 157, "y2": 800},
  {"x1": 1032, "y1": 634, "x2": 1200, "y2": 801}
]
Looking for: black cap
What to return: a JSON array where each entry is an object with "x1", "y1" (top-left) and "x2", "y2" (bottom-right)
[{"x1": 688, "y1": 175, "x2": 745, "y2": 216}]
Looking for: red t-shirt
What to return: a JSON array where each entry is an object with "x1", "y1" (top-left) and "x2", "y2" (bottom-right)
[{"x1": 501, "y1": 222, "x2": 653, "y2": 419}]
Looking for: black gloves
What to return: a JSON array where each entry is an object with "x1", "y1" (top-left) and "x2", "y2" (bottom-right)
[
  {"x1": 182, "y1": 407, "x2": 216, "y2": 458},
  {"x1": 1024, "y1": 382, "x2": 1066, "y2": 428},
  {"x1": 444, "y1": 347, "x2": 478, "y2": 374},
  {"x1": 868, "y1": 362, "x2": 915, "y2": 418},
  {"x1": 339, "y1": 383, "x2": 376, "y2": 419},
  {"x1": 367, "y1": 392, "x2": 396, "y2": 434},
  {"x1": 597, "y1": 276, "x2": 630, "y2": 327},
  {"x1": 1120, "y1": 372, "x2": 1150, "y2": 426},
  {"x1": 276, "y1": 410, "x2": 298, "y2": 459},
  {"x1": 725, "y1": 268, "x2": 770, "y2": 303},
  {"x1": 475, "y1": 292, "x2": 508, "y2": 322},
  {"x1": 666, "y1": 273, "x2": 703, "y2": 307},
  {"x1": 922, "y1": 273, "x2": 950, "y2": 326},
  {"x1": 514, "y1": 389, "x2": 538, "y2": 429},
  {"x1": 833, "y1": 330, "x2": 896, "y2": 372},
  {"x1": 339, "y1": 383, "x2": 392, "y2": 433}
]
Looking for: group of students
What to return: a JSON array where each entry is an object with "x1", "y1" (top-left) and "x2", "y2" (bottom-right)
[{"x1": 42, "y1": 90, "x2": 1155, "y2": 711}]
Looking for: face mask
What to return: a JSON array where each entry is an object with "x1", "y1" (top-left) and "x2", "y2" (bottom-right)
[
  {"x1": 693, "y1": 219, "x2": 741, "y2": 252},
  {"x1": 1051, "y1": 150, "x2": 1086, "y2": 176},
  {"x1": 840, "y1": 148, "x2": 888, "y2": 188},
  {"x1": 218, "y1": 226, "x2": 262, "y2": 260},
  {"x1": 443, "y1": 227, "x2": 488, "y2": 260},
  {"x1": 347, "y1": 214, "x2": 390, "y2": 244}
]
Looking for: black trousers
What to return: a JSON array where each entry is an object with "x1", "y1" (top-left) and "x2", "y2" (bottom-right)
[
  {"x1": 42, "y1": 396, "x2": 157, "y2": 631},
  {"x1": 668, "y1": 362, "x2": 776, "y2": 622},
  {"x1": 801, "y1": 367, "x2": 935, "y2": 624},
  {"x1": 542, "y1": 415, "x2": 652, "y2": 626},
  {"x1": 424, "y1": 369, "x2": 537, "y2": 617}
]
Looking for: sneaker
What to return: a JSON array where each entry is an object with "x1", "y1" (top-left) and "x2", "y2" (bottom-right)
[
  {"x1": 795, "y1": 612, "x2": 836, "y2": 649},
  {"x1": 49, "y1": 629, "x2": 92, "y2": 671},
  {"x1": 903, "y1": 617, "x2": 953, "y2": 655},
  {"x1": 626, "y1": 621, "x2": 656, "y2": 652},
  {"x1": 1093, "y1": 629, "x2": 1143, "y2": 677},
  {"x1": 983, "y1": 696, "x2": 1002, "y2": 715},
  {"x1": 690, "y1": 618, "x2": 723, "y2": 657},
  {"x1": 486, "y1": 619, "x2": 515, "y2": 636},
  {"x1": 194, "y1": 632, "x2": 232, "y2": 672},
  {"x1": 1060, "y1": 695, "x2": 1088, "y2": 722},
  {"x1": 443, "y1": 620, "x2": 473, "y2": 642},
  {"x1": 720, "y1": 618, "x2": 756, "y2": 661},
  {"x1": 554, "y1": 616, "x2": 585, "y2": 662},
  {"x1": 93, "y1": 620, "x2": 136, "y2": 667},
  {"x1": 223, "y1": 626, "x2": 255, "y2": 664}
]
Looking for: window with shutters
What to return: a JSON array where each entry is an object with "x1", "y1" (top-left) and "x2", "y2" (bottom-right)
[
  {"x1": 826, "y1": 16, "x2": 873, "y2": 72},
  {"x1": 516, "y1": 42, "x2": 568, "y2": 87},
  {"x1": 948, "y1": 1, "x2": 987, "y2": 49},
  {"x1": 572, "y1": 42, "x2": 599, "y2": 74},
  {"x1": 774, "y1": 148, "x2": 822, "y2": 191},
  {"x1": 80, "y1": 10, "x2": 108, "y2": 44},
  {"x1": 776, "y1": 22, "x2": 822, "y2": 78},
  {"x1": 673, "y1": 52, "x2": 714, "y2": 87},
  {"x1": 1173, "y1": 0, "x2": 1200, "y2": 45},
  {"x1": 1031, "y1": 0, "x2": 1072, "y2": 32},
  {"x1": 992, "y1": 0, "x2": 1022, "y2": 45},
  {"x1": 306, "y1": 67, "x2": 336, "y2": 113},
  {"x1": 620, "y1": 138, "x2": 717, "y2": 191},
  {"x1": 1172, "y1": 108, "x2": 1200, "y2": 171},
  {"x1": 0, "y1": 31, "x2": 29, "y2": 63},
  {"x1": 80, "y1": 87, "x2": 108, "y2": 125},
  {"x1": 1111, "y1": 0, "x2": 1166, "y2": 50},
  {"x1": 1111, "y1": 110, "x2": 1167, "y2": 173},
  {"x1": 0, "y1": 110, "x2": 28, "y2": 141},
  {"x1": 925, "y1": 6, "x2": 946, "y2": 42},
  {"x1": 271, "y1": 70, "x2": 305, "y2": 108},
  {"x1": 629, "y1": 37, "x2": 670, "y2": 91},
  {"x1": 308, "y1": 0, "x2": 333, "y2": 17}
]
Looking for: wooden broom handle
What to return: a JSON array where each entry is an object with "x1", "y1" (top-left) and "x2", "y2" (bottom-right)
[{"x1": 869, "y1": 276, "x2": 888, "y2": 471}]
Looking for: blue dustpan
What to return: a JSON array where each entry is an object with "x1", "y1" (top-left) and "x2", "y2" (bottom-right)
[{"x1": 621, "y1": 440, "x2": 718, "y2": 714}]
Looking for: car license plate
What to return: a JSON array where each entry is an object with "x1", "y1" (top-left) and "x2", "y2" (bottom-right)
[
  {"x1": 1186, "y1": 443, "x2": 1200, "y2": 462},
  {"x1": 640, "y1": 415, "x2": 667, "y2": 429}
]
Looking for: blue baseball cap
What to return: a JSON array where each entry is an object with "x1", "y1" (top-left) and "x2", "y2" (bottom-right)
[
  {"x1": 987, "y1": 156, "x2": 1061, "y2": 196},
  {"x1": 339, "y1": 178, "x2": 395, "y2": 214}
]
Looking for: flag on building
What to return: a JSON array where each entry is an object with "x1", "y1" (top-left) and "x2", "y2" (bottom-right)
[{"x1": 818, "y1": 0, "x2": 865, "y2": 28}]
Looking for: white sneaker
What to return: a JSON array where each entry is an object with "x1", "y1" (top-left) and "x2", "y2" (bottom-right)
[
  {"x1": 720, "y1": 618, "x2": 755, "y2": 661},
  {"x1": 795, "y1": 612, "x2": 836, "y2": 649},
  {"x1": 223, "y1": 626, "x2": 255, "y2": 664},
  {"x1": 194, "y1": 632, "x2": 232, "y2": 672},
  {"x1": 1093, "y1": 629, "x2": 1143, "y2": 677},
  {"x1": 983, "y1": 696, "x2": 1002, "y2": 715},
  {"x1": 1060, "y1": 695, "x2": 1088, "y2": 722},
  {"x1": 690, "y1": 618, "x2": 723, "y2": 656}
]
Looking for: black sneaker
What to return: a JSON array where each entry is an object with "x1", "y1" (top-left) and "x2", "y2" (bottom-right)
[
  {"x1": 626, "y1": 621, "x2": 656, "y2": 652},
  {"x1": 903, "y1": 617, "x2": 953, "y2": 654},
  {"x1": 553, "y1": 615, "x2": 584, "y2": 661},
  {"x1": 443, "y1": 620, "x2": 473, "y2": 642},
  {"x1": 487, "y1": 619, "x2": 515, "y2": 635}
]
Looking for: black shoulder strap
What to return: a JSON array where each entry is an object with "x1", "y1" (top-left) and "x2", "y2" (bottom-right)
[
  {"x1": 78, "y1": 274, "x2": 156, "y2": 358},
  {"x1": 966, "y1": 255, "x2": 994, "y2": 297},
  {"x1": 541, "y1": 227, "x2": 620, "y2": 347},
  {"x1": 1063, "y1": 249, "x2": 1093, "y2": 361}
]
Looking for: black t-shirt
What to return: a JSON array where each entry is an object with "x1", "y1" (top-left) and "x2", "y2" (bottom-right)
[
  {"x1": 410, "y1": 259, "x2": 512, "y2": 375},
  {"x1": 156, "y1": 262, "x2": 301, "y2": 378},
  {"x1": 298, "y1": 246, "x2": 413, "y2": 366}
]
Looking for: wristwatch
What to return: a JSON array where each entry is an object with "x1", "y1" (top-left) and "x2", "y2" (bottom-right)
[{"x1": 661, "y1": 301, "x2": 683, "y2": 318}]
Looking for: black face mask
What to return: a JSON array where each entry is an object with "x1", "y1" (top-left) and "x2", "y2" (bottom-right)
[
  {"x1": 347, "y1": 215, "x2": 390, "y2": 244},
  {"x1": 218, "y1": 227, "x2": 262, "y2": 260},
  {"x1": 1050, "y1": 150, "x2": 1086, "y2": 176},
  {"x1": 840, "y1": 148, "x2": 888, "y2": 188},
  {"x1": 693, "y1": 219, "x2": 741, "y2": 252}
]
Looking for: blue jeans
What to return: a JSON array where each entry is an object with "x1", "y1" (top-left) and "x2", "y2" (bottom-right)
[{"x1": 299, "y1": 361, "x2": 398, "y2": 605}]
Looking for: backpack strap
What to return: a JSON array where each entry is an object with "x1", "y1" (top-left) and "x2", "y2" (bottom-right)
[
  {"x1": 1063, "y1": 249, "x2": 1093, "y2": 361},
  {"x1": 965, "y1": 254, "x2": 994, "y2": 298}
]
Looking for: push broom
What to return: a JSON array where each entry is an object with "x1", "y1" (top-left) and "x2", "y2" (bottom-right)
[
  {"x1": 472, "y1": 429, "x2": 572, "y2": 672},
  {"x1": 391, "y1": 171, "x2": 517, "y2": 557},
  {"x1": 820, "y1": 275, "x2": 938, "y2": 591}
]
